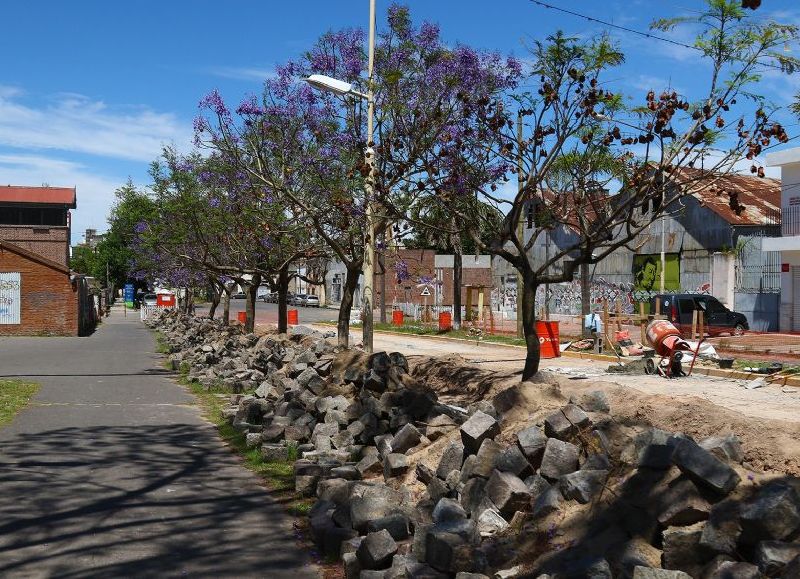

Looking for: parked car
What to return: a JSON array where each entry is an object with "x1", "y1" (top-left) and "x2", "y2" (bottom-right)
[
  {"x1": 649, "y1": 293, "x2": 748, "y2": 337},
  {"x1": 291, "y1": 293, "x2": 306, "y2": 306},
  {"x1": 232, "y1": 291, "x2": 246, "y2": 299},
  {"x1": 304, "y1": 294, "x2": 320, "y2": 307},
  {"x1": 142, "y1": 293, "x2": 158, "y2": 307}
]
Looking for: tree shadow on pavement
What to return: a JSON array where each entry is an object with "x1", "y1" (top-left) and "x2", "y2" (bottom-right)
[{"x1": 0, "y1": 424, "x2": 316, "y2": 578}]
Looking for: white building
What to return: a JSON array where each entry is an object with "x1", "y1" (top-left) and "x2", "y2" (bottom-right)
[{"x1": 763, "y1": 147, "x2": 800, "y2": 331}]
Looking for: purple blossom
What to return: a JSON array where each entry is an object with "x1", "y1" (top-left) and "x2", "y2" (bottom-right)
[
  {"x1": 395, "y1": 259, "x2": 411, "y2": 283},
  {"x1": 199, "y1": 89, "x2": 230, "y2": 117},
  {"x1": 134, "y1": 221, "x2": 148, "y2": 234},
  {"x1": 236, "y1": 94, "x2": 264, "y2": 116}
]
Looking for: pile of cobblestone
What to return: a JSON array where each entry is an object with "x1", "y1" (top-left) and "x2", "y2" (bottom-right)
[{"x1": 149, "y1": 311, "x2": 800, "y2": 579}]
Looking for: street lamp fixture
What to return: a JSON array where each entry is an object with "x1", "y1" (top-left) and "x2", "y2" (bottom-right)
[
  {"x1": 306, "y1": 74, "x2": 369, "y2": 100},
  {"x1": 304, "y1": 0, "x2": 378, "y2": 354}
]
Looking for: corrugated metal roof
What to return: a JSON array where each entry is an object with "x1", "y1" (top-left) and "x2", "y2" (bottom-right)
[
  {"x1": 669, "y1": 168, "x2": 780, "y2": 226},
  {"x1": 0, "y1": 185, "x2": 76, "y2": 207}
]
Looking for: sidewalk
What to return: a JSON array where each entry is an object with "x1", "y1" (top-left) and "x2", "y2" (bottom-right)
[{"x1": 0, "y1": 309, "x2": 317, "y2": 578}]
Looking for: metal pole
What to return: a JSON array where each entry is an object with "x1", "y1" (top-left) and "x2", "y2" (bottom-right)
[
  {"x1": 362, "y1": 0, "x2": 377, "y2": 354},
  {"x1": 515, "y1": 112, "x2": 524, "y2": 338},
  {"x1": 660, "y1": 214, "x2": 666, "y2": 293}
]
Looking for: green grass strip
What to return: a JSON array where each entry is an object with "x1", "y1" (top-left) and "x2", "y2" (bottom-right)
[
  {"x1": 180, "y1": 373, "x2": 313, "y2": 516},
  {"x1": 0, "y1": 380, "x2": 40, "y2": 428}
]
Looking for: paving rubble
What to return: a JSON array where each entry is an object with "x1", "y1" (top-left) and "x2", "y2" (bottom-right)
[{"x1": 149, "y1": 311, "x2": 800, "y2": 579}]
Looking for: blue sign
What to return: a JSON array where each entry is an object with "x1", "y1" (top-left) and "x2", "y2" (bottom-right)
[{"x1": 124, "y1": 284, "x2": 135, "y2": 304}]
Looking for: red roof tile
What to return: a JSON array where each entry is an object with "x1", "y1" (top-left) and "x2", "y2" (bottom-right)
[{"x1": 0, "y1": 185, "x2": 76, "y2": 207}]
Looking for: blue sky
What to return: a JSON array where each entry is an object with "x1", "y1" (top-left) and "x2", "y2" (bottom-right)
[{"x1": 0, "y1": 0, "x2": 798, "y2": 244}]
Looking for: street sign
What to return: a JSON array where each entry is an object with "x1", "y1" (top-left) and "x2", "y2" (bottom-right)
[
  {"x1": 124, "y1": 284, "x2": 135, "y2": 306},
  {"x1": 420, "y1": 286, "x2": 431, "y2": 296}
]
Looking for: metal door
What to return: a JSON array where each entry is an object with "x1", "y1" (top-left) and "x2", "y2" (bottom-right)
[{"x1": 793, "y1": 267, "x2": 800, "y2": 332}]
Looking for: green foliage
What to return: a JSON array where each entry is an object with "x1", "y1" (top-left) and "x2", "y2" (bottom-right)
[
  {"x1": 93, "y1": 180, "x2": 157, "y2": 288},
  {"x1": 69, "y1": 245, "x2": 98, "y2": 276}
]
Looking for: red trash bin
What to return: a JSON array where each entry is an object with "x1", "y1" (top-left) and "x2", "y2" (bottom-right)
[
  {"x1": 536, "y1": 321, "x2": 560, "y2": 358},
  {"x1": 439, "y1": 311, "x2": 452, "y2": 331},
  {"x1": 392, "y1": 310, "x2": 404, "y2": 326},
  {"x1": 237, "y1": 311, "x2": 247, "y2": 324},
  {"x1": 287, "y1": 309, "x2": 299, "y2": 325}
]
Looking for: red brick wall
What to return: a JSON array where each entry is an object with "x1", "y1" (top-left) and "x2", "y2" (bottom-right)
[
  {"x1": 0, "y1": 226, "x2": 70, "y2": 267},
  {"x1": 0, "y1": 247, "x2": 78, "y2": 336},
  {"x1": 439, "y1": 266, "x2": 494, "y2": 306},
  {"x1": 374, "y1": 249, "x2": 493, "y2": 307},
  {"x1": 375, "y1": 249, "x2": 436, "y2": 306}
]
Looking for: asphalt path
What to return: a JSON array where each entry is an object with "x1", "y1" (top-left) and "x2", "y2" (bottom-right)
[{"x1": 0, "y1": 306, "x2": 318, "y2": 578}]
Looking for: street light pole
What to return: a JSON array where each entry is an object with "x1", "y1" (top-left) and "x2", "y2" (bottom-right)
[
  {"x1": 660, "y1": 214, "x2": 666, "y2": 293},
  {"x1": 362, "y1": 0, "x2": 377, "y2": 354},
  {"x1": 305, "y1": 0, "x2": 377, "y2": 353}
]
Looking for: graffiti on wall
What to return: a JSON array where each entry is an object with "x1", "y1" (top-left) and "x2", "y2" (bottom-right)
[
  {"x1": 633, "y1": 253, "x2": 680, "y2": 292},
  {"x1": 0, "y1": 272, "x2": 21, "y2": 324},
  {"x1": 534, "y1": 278, "x2": 711, "y2": 316},
  {"x1": 536, "y1": 278, "x2": 638, "y2": 315}
]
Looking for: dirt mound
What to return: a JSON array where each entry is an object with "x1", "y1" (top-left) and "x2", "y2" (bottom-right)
[
  {"x1": 410, "y1": 352, "x2": 800, "y2": 477},
  {"x1": 411, "y1": 354, "x2": 518, "y2": 404},
  {"x1": 605, "y1": 385, "x2": 800, "y2": 476}
]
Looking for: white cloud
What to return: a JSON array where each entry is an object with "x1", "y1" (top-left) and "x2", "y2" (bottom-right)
[
  {"x1": 0, "y1": 86, "x2": 190, "y2": 162},
  {"x1": 206, "y1": 66, "x2": 276, "y2": 82},
  {"x1": 0, "y1": 153, "x2": 136, "y2": 244},
  {"x1": 628, "y1": 74, "x2": 685, "y2": 96}
]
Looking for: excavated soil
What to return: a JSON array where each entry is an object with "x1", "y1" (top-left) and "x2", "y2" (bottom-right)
[{"x1": 410, "y1": 354, "x2": 800, "y2": 477}]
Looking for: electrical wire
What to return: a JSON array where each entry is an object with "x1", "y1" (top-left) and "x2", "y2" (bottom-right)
[{"x1": 529, "y1": 0, "x2": 792, "y2": 72}]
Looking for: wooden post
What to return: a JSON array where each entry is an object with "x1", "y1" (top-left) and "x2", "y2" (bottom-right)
[
  {"x1": 639, "y1": 302, "x2": 647, "y2": 345},
  {"x1": 698, "y1": 310, "x2": 704, "y2": 339},
  {"x1": 691, "y1": 309, "x2": 698, "y2": 340},
  {"x1": 655, "y1": 297, "x2": 661, "y2": 318},
  {"x1": 602, "y1": 299, "x2": 609, "y2": 340},
  {"x1": 615, "y1": 300, "x2": 622, "y2": 332}
]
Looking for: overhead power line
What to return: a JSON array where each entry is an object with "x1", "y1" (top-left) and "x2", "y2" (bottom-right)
[{"x1": 529, "y1": 0, "x2": 789, "y2": 72}]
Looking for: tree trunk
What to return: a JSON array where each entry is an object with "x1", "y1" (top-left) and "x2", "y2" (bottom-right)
[
  {"x1": 185, "y1": 287, "x2": 194, "y2": 315},
  {"x1": 337, "y1": 265, "x2": 360, "y2": 348},
  {"x1": 222, "y1": 286, "x2": 231, "y2": 326},
  {"x1": 520, "y1": 274, "x2": 541, "y2": 382},
  {"x1": 581, "y1": 262, "x2": 591, "y2": 338},
  {"x1": 379, "y1": 247, "x2": 387, "y2": 324},
  {"x1": 208, "y1": 283, "x2": 221, "y2": 319},
  {"x1": 277, "y1": 267, "x2": 289, "y2": 334},
  {"x1": 452, "y1": 250, "x2": 463, "y2": 331},
  {"x1": 244, "y1": 274, "x2": 261, "y2": 334},
  {"x1": 451, "y1": 220, "x2": 463, "y2": 331}
]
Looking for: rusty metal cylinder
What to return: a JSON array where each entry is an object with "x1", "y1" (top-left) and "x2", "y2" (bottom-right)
[{"x1": 646, "y1": 319, "x2": 683, "y2": 356}]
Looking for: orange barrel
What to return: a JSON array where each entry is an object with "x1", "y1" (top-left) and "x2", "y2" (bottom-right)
[
  {"x1": 237, "y1": 311, "x2": 247, "y2": 324},
  {"x1": 536, "y1": 320, "x2": 561, "y2": 359},
  {"x1": 392, "y1": 310, "x2": 404, "y2": 326},
  {"x1": 287, "y1": 309, "x2": 299, "y2": 325},
  {"x1": 439, "y1": 311, "x2": 452, "y2": 331},
  {"x1": 646, "y1": 319, "x2": 682, "y2": 356}
]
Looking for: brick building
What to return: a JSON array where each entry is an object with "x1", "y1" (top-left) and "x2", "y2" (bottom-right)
[
  {"x1": 0, "y1": 186, "x2": 95, "y2": 336},
  {"x1": 374, "y1": 249, "x2": 493, "y2": 308},
  {"x1": 0, "y1": 185, "x2": 75, "y2": 267}
]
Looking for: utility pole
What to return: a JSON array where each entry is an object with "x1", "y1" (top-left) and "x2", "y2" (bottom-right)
[
  {"x1": 660, "y1": 214, "x2": 666, "y2": 292},
  {"x1": 515, "y1": 112, "x2": 525, "y2": 338},
  {"x1": 362, "y1": 0, "x2": 377, "y2": 353}
]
